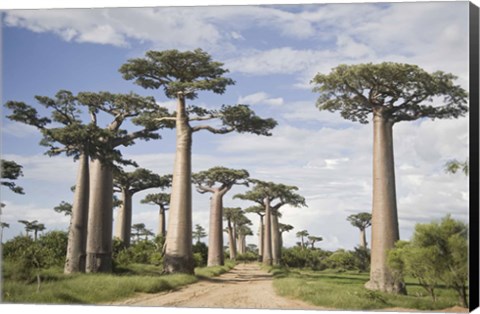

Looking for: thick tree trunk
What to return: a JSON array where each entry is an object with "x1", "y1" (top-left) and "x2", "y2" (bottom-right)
[
  {"x1": 64, "y1": 153, "x2": 89, "y2": 274},
  {"x1": 114, "y1": 189, "x2": 132, "y2": 247},
  {"x1": 207, "y1": 192, "x2": 224, "y2": 266},
  {"x1": 360, "y1": 228, "x2": 367, "y2": 249},
  {"x1": 365, "y1": 113, "x2": 405, "y2": 294},
  {"x1": 86, "y1": 158, "x2": 114, "y2": 273},
  {"x1": 262, "y1": 199, "x2": 273, "y2": 266},
  {"x1": 258, "y1": 216, "x2": 264, "y2": 262},
  {"x1": 158, "y1": 207, "x2": 166, "y2": 237},
  {"x1": 271, "y1": 212, "x2": 281, "y2": 265},
  {"x1": 163, "y1": 93, "x2": 194, "y2": 274},
  {"x1": 236, "y1": 235, "x2": 243, "y2": 254},
  {"x1": 227, "y1": 220, "x2": 236, "y2": 260}
]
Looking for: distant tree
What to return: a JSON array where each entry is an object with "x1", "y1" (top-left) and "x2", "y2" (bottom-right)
[
  {"x1": 193, "y1": 166, "x2": 249, "y2": 266},
  {"x1": 54, "y1": 201, "x2": 73, "y2": 216},
  {"x1": 113, "y1": 168, "x2": 170, "y2": 247},
  {"x1": 347, "y1": 212, "x2": 372, "y2": 249},
  {"x1": 278, "y1": 223, "x2": 294, "y2": 251},
  {"x1": 307, "y1": 236, "x2": 323, "y2": 249},
  {"x1": 18, "y1": 220, "x2": 45, "y2": 241},
  {"x1": 223, "y1": 207, "x2": 243, "y2": 260},
  {"x1": 131, "y1": 223, "x2": 147, "y2": 243},
  {"x1": 235, "y1": 180, "x2": 306, "y2": 265},
  {"x1": 1, "y1": 221, "x2": 10, "y2": 243},
  {"x1": 245, "y1": 205, "x2": 265, "y2": 261},
  {"x1": 141, "y1": 193, "x2": 171, "y2": 237},
  {"x1": 1, "y1": 159, "x2": 24, "y2": 194},
  {"x1": 233, "y1": 213, "x2": 252, "y2": 255},
  {"x1": 313, "y1": 62, "x2": 467, "y2": 293},
  {"x1": 192, "y1": 224, "x2": 207, "y2": 244},
  {"x1": 120, "y1": 49, "x2": 277, "y2": 274},
  {"x1": 444, "y1": 159, "x2": 469, "y2": 176},
  {"x1": 296, "y1": 230, "x2": 309, "y2": 249}
]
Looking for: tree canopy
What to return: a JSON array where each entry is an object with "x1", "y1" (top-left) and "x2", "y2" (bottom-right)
[
  {"x1": 1, "y1": 159, "x2": 25, "y2": 194},
  {"x1": 347, "y1": 212, "x2": 372, "y2": 230},
  {"x1": 113, "y1": 168, "x2": 171, "y2": 194},
  {"x1": 312, "y1": 63, "x2": 468, "y2": 124},
  {"x1": 192, "y1": 167, "x2": 249, "y2": 194}
]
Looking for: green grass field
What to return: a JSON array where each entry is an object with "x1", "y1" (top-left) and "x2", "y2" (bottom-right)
[
  {"x1": 2, "y1": 261, "x2": 236, "y2": 304},
  {"x1": 270, "y1": 267, "x2": 466, "y2": 311}
]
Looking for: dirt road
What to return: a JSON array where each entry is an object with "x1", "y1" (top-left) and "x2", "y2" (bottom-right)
[{"x1": 110, "y1": 263, "x2": 325, "y2": 310}]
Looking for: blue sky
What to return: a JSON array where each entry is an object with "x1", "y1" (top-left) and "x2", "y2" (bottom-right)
[{"x1": 0, "y1": 1, "x2": 471, "y2": 252}]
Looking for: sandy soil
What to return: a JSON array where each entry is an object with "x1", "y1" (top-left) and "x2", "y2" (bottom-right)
[
  {"x1": 108, "y1": 263, "x2": 326, "y2": 310},
  {"x1": 108, "y1": 263, "x2": 469, "y2": 313}
]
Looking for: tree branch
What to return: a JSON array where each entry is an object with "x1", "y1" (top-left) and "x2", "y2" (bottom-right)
[
  {"x1": 191, "y1": 125, "x2": 234, "y2": 133},
  {"x1": 189, "y1": 115, "x2": 217, "y2": 122},
  {"x1": 155, "y1": 117, "x2": 177, "y2": 122},
  {"x1": 196, "y1": 185, "x2": 216, "y2": 194}
]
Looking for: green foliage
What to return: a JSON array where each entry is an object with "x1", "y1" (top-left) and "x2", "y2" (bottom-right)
[
  {"x1": 325, "y1": 250, "x2": 356, "y2": 271},
  {"x1": 236, "y1": 251, "x2": 259, "y2": 262},
  {"x1": 113, "y1": 168, "x2": 171, "y2": 194},
  {"x1": 218, "y1": 104, "x2": 278, "y2": 136},
  {"x1": 281, "y1": 246, "x2": 330, "y2": 270},
  {"x1": 192, "y1": 166, "x2": 249, "y2": 191},
  {"x1": 192, "y1": 224, "x2": 207, "y2": 243},
  {"x1": 312, "y1": 62, "x2": 468, "y2": 124},
  {"x1": 192, "y1": 241, "x2": 208, "y2": 267},
  {"x1": 1, "y1": 159, "x2": 25, "y2": 194},
  {"x1": 119, "y1": 49, "x2": 235, "y2": 99},
  {"x1": 388, "y1": 216, "x2": 469, "y2": 307},
  {"x1": 347, "y1": 212, "x2": 372, "y2": 230},
  {"x1": 53, "y1": 201, "x2": 72, "y2": 216},
  {"x1": 352, "y1": 246, "x2": 371, "y2": 272},
  {"x1": 113, "y1": 236, "x2": 164, "y2": 267},
  {"x1": 444, "y1": 159, "x2": 469, "y2": 176}
]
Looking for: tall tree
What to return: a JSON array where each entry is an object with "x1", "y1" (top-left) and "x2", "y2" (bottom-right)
[
  {"x1": 312, "y1": 62, "x2": 468, "y2": 293},
  {"x1": 192, "y1": 224, "x2": 207, "y2": 243},
  {"x1": 1, "y1": 159, "x2": 25, "y2": 194},
  {"x1": 113, "y1": 168, "x2": 170, "y2": 247},
  {"x1": 223, "y1": 207, "x2": 243, "y2": 260},
  {"x1": 78, "y1": 91, "x2": 170, "y2": 273},
  {"x1": 296, "y1": 230, "x2": 309, "y2": 249},
  {"x1": 236, "y1": 224, "x2": 253, "y2": 255},
  {"x1": 245, "y1": 205, "x2": 265, "y2": 261},
  {"x1": 347, "y1": 212, "x2": 372, "y2": 249},
  {"x1": 235, "y1": 180, "x2": 306, "y2": 265},
  {"x1": 278, "y1": 223, "x2": 294, "y2": 251},
  {"x1": 232, "y1": 212, "x2": 252, "y2": 255},
  {"x1": 193, "y1": 166, "x2": 249, "y2": 266},
  {"x1": 141, "y1": 192, "x2": 171, "y2": 237},
  {"x1": 120, "y1": 49, "x2": 277, "y2": 274}
]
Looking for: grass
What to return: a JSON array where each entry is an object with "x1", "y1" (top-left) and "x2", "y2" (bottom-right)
[
  {"x1": 270, "y1": 267, "x2": 465, "y2": 311},
  {"x1": 2, "y1": 260, "x2": 237, "y2": 304}
]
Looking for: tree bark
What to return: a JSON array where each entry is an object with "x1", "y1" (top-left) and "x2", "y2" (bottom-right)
[
  {"x1": 64, "y1": 153, "x2": 89, "y2": 274},
  {"x1": 365, "y1": 112, "x2": 405, "y2": 294},
  {"x1": 86, "y1": 158, "x2": 114, "y2": 273},
  {"x1": 163, "y1": 93, "x2": 194, "y2": 274},
  {"x1": 207, "y1": 192, "x2": 224, "y2": 266},
  {"x1": 262, "y1": 199, "x2": 273, "y2": 266},
  {"x1": 271, "y1": 212, "x2": 281, "y2": 265},
  {"x1": 258, "y1": 216, "x2": 264, "y2": 262},
  {"x1": 227, "y1": 219, "x2": 236, "y2": 260},
  {"x1": 360, "y1": 228, "x2": 367, "y2": 249},
  {"x1": 158, "y1": 207, "x2": 166, "y2": 238},
  {"x1": 114, "y1": 189, "x2": 132, "y2": 247}
]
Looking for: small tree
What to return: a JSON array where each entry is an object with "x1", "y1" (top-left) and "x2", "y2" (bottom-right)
[
  {"x1": 192, "y1": 224, "x2": 207, "y2": 243},
  {"x1": 141, "y1": 193, "x2": 171, "y2": 237},
  {"x1": 347, "y1": 212, "x2": 372, "y2": 249},
  {"x1": 113, "y1": 168, "x2": 170, "y2": 247},
  {"x1": 307, "y1": 236, "x2": 323, "y2": 249},
  {"x1": 313, "y1": 63, "x2": 467, "y2": 293},
  {"x1": 1, "y1": 159, "x2": 25, "y2": 194},
  {"x1": 193, "y1": 166, "x2": 249, "y2": 266},
  {"x1": 296, "y1": 230, "x2": 309, "y2": 249}
]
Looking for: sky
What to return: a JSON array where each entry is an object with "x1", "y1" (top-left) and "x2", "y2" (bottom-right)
[{"x1": 0, "y1": 0, "x2": 471, "y2": 254}]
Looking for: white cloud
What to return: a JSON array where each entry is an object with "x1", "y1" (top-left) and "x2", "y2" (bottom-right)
[
  {"x1": 2, "y1": 122, "x2": 40, "y2": 138},
  {"x1": 238, "y1": 92, "x2": 284, "y2": 106}
]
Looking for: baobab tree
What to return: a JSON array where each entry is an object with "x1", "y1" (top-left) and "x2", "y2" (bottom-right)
[
  {"x1": 278, "y1": 223, "x2": 294, "y2": 251},
  {"x1": 193, "y1": 166, "x2": 249, "y2": 266},
  {"x1": 236, "y1": 225, "x2": 253, "y2": 255},
  {"x1": 347, "y1": 212, "x2": 372, "y2": 249},
  {"x1": 307, "y1": 235, "x2": 323, "y2": 249},
  {"x1": 141, "y1": 192, "x2": 171, "y2": 237},
  {"x1": 223, "y1": 207, "x2": 243, "y2": 260},
  {"x1": 245, "y1": 205, "x2": 265, "y2": 261},
  {"x1": 233, "y1": 213, "x2": 252, "y2": 255},
  {"x1": 1, "y1": 159, "x2": 24, "y2": 194},
  {"x1": 120, "y1": 49, "x2": 277, "y2": 274},
  {"x1": 113, "y1": 168, "x2": 170, "y2": 247},
  {"x1": 235, "y1": 180, "x2": 306, "y2": 265},
  {"x1": 312, "y1": 62, "x2": 468, "y2": 293},
  {"x1": 77, "y1": 91, "x2": 170, "y2": 273},
  {"x1": 296, "y1": 230, "x2": 309, "y2": 249}
]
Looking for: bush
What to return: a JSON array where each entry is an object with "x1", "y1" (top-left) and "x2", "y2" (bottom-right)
[
  {"x1": 113, "y1": 237, "x2": 163, "y2": 267},
  {"x1": 236, "y1": 251, "x2": 258, "y2": 262},
  {"x1": 192, "y1": 242, "x2": 208, "y2": 267},
  {"x1": 325, "y1": 249, "x2": 356, "y2": 271},
  {"x1": 281, "y1": 247, "x2": 329, "y2": 270}
]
